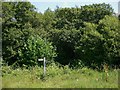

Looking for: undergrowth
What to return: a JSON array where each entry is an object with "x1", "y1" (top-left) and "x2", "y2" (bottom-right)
[{"x1": 2, "y1": 63, "x2": 118, "y2": 88}]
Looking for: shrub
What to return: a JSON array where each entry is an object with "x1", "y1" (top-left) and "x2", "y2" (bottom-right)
[
  {"x1": 98, "y1": 16, "x2": 120, "y2": 66},
  {"x1": 3, "y1": 28, "x2": 57, "y2": 66},
  {"x1": 17, "y1": 35, "x2": 57, "y2": 66}
]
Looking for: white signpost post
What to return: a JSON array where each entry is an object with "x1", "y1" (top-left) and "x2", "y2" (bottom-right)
[
  {"x1": 38, "y1": 38, "x2": 47, "y2": 77},
  {"x1": 38, "y1": 57, "x2": 46, "y2": 76}
]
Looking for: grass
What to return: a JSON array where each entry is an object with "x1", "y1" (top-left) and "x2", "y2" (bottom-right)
[{"x1": 2, "y1": 63, "x2": 119, "y2": 88}]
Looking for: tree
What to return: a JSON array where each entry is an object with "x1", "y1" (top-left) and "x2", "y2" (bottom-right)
[
  {"x1": 97, "y1": 15, "x2": 120, "y2": 66},
  {"x1": 2, "y1": 2, "x2": 42, "y2": 29},
  {"x1": 42, "y1": 8, "x2": 55, "y2": 31},
  {"x1": 47, "y1": 3, "x2": 115, "y2": 67},
  {"x1": 118, "y1": 14, "x2": 120, "y2": 20},
  {"x1": 53, "y1": 7, "x2": 83, "y2": 30},
  {"x1": 2, "y1": 2, "x2": 16, "y2": 29},
  {"x1": 2, "y1": 1, "x2": 119, "y2": 68},
  {"x1": 75, "y1": 22, "x2": 105, "y2": 68},
  {"x1": 80, "y1": 3, "x2": 114, "y2": 23},
  {"x1": 49, "y1": 29, "x2": 80, "y2": 65},
  {"x1": 2, "y1": 2, "x2": 54, "y2": 66}
]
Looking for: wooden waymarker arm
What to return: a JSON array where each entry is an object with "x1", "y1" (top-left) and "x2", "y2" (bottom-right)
[{"x1": 38, "y1": 59, "x2": 44, "y2": 61}]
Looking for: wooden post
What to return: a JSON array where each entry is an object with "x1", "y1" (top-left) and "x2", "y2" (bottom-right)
[
  {"x1": 38, "y1": 57, "x2": 46, "y2": 76},
  {"x1": 43, "y1": 57, "x2": 46, "y2": 76}
]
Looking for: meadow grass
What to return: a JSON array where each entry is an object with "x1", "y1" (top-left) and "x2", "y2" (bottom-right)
[{"x1": 2, "y1": 63, "x2": 119, "y2": 88}]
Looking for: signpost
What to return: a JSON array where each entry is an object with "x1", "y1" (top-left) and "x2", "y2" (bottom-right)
[
  {"x1": 38, "y1": 38, "x2": 47, "y2": 77},
  {"x1": 38, "y1": 57, "x2": 46, "y2": 76}
]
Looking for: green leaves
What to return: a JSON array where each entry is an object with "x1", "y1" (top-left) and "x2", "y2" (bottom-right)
[
  {"x1": 54, "y1": 7, "x2": 82, "y2": 30},
  {"x1": 2, "y1": 1, "x2": 119, "y2": 68},
  {"x1": 80, "y1": 3, "x2": 113, "y2": 23},
  {"x1": 97, "y1": 16, "x2": 120, "y2": 65},
  {"x1": 21, "y1": 35, "x2": 57, "y2": 65}
]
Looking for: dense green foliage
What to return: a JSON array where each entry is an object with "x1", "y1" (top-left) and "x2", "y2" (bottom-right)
[
  {"x1": 118, "y1": 14, "x2": 120, "y2": 20},
  {"x1": 74, "y1": 16, "x2": 120, "y2": 68},
  {"x1": 2, "y1": 2, "x2": 56, "y2": 66},
  {"x1": 2, "y1": 27, "x2": 56, "y2": 66},
  {"x1": 2, "y1": 2, "x2": 120, "y2": 68},
  {"x1": 98, "y1": 16, "x2": 120, "y2": 66}
]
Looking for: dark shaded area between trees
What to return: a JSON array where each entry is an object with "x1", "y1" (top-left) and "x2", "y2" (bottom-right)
[{"x1": 2, "y1": 2, "x2": 120, "y2": 69}]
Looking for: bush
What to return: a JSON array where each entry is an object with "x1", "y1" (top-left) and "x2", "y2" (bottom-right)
[
  {"x1": 3, "y1": 28, "x2": 57, "y2": 66},
  {"x1": 98, "y1": 16, "x2": 120, "y2": 66},
  {"x1": 75, "y1": 22, "x2": 105, "y2": 68},
  {"x1": 17, "y1": 35, "x2": 57, "y2": 66},
  {"x1": 75, "y1": 16, "x2": 120, "y2": 68}
]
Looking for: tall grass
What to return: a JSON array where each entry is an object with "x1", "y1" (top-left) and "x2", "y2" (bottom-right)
[{"x1": 2, "y1": 63, "x2": 118, "y2": 88}]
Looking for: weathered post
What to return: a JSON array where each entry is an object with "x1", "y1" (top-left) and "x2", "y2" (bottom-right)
[
  {"x1": 38, "y1": 38, "x2": 47, "y2": 78},
  {"x1": 38, "y1": 57, "x2": 46, "y2": 76},
  {"x1": 43, "y1": 57, "x2": 46, "y2": 76}
]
